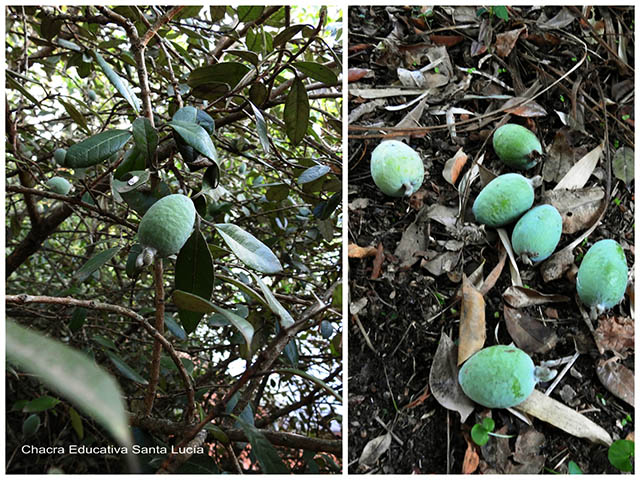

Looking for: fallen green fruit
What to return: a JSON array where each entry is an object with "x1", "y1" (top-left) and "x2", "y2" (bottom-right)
[
  {"x1": 137, "y1": 194, "x2": 196, "y2": 258},
  {"x1": 459, "y1": 345, "x2": 542, "y2": 408},
  {"x1": 54, "y1": 148, "x2": 67, "y2": 165},
  {"x1": 46, "y1": 177, "x2": 72, "y2": 195},
  {"x1": 472, "y1": 173, "x2": 534, "y2": 227},
  {"x1": 370, "y1": 140, "x2": 424, "y2": 197},
  {"x1": 493, "y1": 123, "x2": 543, "y2": 170},
  {"x1": 577, "y1": 239, "x2": 628, "y2": 313},
  {"x1": 512, "y1": 204, "x2": 562, "y2": 263}
]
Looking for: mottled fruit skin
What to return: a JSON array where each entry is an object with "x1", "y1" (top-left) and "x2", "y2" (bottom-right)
[
  {"x1": 370, "y1": 140, "x2": 424, "y2": 197},
  {"x1": 512, "y1": 204, "x2": 562, "y2": 262},
  {"x1": 577, "y1": 239, "x2": 628, "y2": 312},
  {"x1": 472, "y1": 173, "x2": 534, "y2": 227},
  {"x1": 458, "y1": 345, "x2": 536, "y2": 408},
  {"x1": 54, "y1": 148, "x2": 67, "y2": 165},
  {"x1": 46, "y1": 177, "x2": 72, "y2": 195},
  {"x1": 493, "y1": 124, "x2": 543, "y2": 169},
  {"x1": 137, "y1": 194, "x2": 196, "y2": 257}
]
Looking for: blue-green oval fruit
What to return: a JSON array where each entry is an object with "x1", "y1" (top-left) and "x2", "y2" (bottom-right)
[
  {"x1": 370, "y1": 140, "x2": 424, "y2": 197},
  {"x1": 472, "y1": 173, "x2": 534, "y2": 227},
  {"x1": 493, "y1": 124, "x2": 543, "y2": 169},
  {"x1": 512, "y1": 204, "x2": 562, "y2": 263},
  {"x1": 54, "y1": 148, "x2": 67, "y2": 165},
  {"x1": 137, "y1": 194, "x2": 196, "y2": 257},
  {"x1": 46, "y1": 177, "x2": 72, "y2": 195},
  {"x1": 458, "y1": 345, "x2": 536, "y2": 408},
  {"x1": 577, "y1": 239, "x2": 628, "y2": 312}
]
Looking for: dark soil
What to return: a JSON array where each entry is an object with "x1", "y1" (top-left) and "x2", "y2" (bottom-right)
[{"x1": 347, "y1": 6, "x2": 634, "y2": 474}]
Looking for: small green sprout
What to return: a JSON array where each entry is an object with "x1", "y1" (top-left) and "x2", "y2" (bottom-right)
[
  {"x1": 567, "y1": 461, "x2": 583, "y2": 474},
  {"x1": 621, "y1": 413, "x2": 632, "y2": 427},
  {"x1": 613, "y1": 197, "x2": 621, "y2": 206},
  {"x1": 571, "y1": 57, "x2": 577, "y2": 62},
  {"x1": 498, "y1": 67, "x2": 506, "y2": 73},
  {"x1": 471, "y1": 417, "x2": 514, "y2": 446},
  {"x1": 614, "y1": 139, "x2": 620, "y2": 148},
  {"x1": 560, "y1": 95, "x2": 565, "y2": 102},
  {"x1": 622, "y1": 114, "x2": 630, "y2": 121},
  {"x1": 493, "y1": 311, "x2": 499, "y2": 319},
  {"x1": 434, "y1": 67, "x2": 439, "y2": 73},
  {"x1": 608, "y1": 439, "x2": 634, "y2": 472},
  {"x1": 467, "y1": 67, "x2": 476, "y2": 74}
]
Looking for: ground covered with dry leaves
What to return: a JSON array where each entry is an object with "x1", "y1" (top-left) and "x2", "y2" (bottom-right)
[{"x1": 347, "y1": 6, "x2": 634, "y2": 474}]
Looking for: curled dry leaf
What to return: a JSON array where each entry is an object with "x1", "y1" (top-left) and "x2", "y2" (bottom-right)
[
  {"x1": 542, "y1": 187, "x2": 605, "y2": 234},
  {"x1": 462, "y1": 433, "x2": 480, "y2": 474},
  {"x1": 358, "y1": 432, "x2": 392, "y2": 468},
  {"x1": 394, "y1": 210, "x2": 429, "y2": 268},
  {"x1": 348, "y1": 67, "x2": 373, "y2": 83},
  {"x1": 594, "y1": 316, "x2": 634, "y2": 358},
  {"x1": 421, "y1": 250, "x2": 460, "y2": 277},
  {"x1": 503, "y1": 286, "x2": 570, "y2": 308},
  {"x1": 515, "y1": 390, "x2": 613, "y2": 446},
  {"x1": 442, "y1": 148, "x2": 468, "y2": 185},
  {"x1": 478, "y1": 246, "x2": 507, "y2": 296},
  {"x1": 495, "y1": 27, "x2": 527, "y2": 58},
  {"x1": 540, "y1": 247, "x2": 575, "y2": 283},
  {"x1": 458, "y1": 275, "x2": 486, "y2": 365},
  {"x1": 348, "y1": 243, "x2": 378, "y2": 259},
  {"x1": 542, "y1": 128, "x2": 575, "y2": 183},
  {"x1": 429, "y1": 332, "x2": 475, "y2": 422},
  {"x1": 370, "y1": 243, "x2": 384, "y2": 280},
  {"x1": 504, "y1": 305, "x2": 558, "y2": 354},
  {"x1": 502, "y1": 97, "x2": 548, "y2": 118},
  {"x1": 596, "y1": 358, "x2": 634, "y2": 407}
]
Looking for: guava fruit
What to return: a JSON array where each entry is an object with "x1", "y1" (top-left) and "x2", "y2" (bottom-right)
[
  {"x1": 472, "y1": 173, "x2": 534, "y2": 227},
  {"x1": 511, "y1": 204, "x2": 562, "y2": 263},
  {"x1": 459, "y1": 345, "x2": 547, "y2": 408},
  {"x1": 493, "y1": 124, "x2": 543, "y2": 170},
  {"x1": 577, "y1": 239, "x2": 628, "y2": 313},
  {"x1": 137, "y1": 194, "x2": 196, "y2": 258},
  {"x1": 46, "y1": 177, "x2": 72, "y2": 195},
  {"x1": 370, "y1": 140, "x2": 424, "y2": 197},
  {"x1": 54, "y1": 148, "x2": 67, "y2": 165},
  {"x1": 87, "y1": 90, "x2": 97, "y2": 102}
]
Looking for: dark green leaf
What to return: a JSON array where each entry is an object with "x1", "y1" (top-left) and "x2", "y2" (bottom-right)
[
  {"x1": 168, "y1": 121, "x2": 218, "y2": 166},
  {"x1": 114, "y1": 147, "x2": 146, "y2": 180},
  {"x1": 6, "y1": 74, "x2": 39, "y2": 106},
  {"x1": 69, "y1": 307, "x2": 88, "y2": 332},
  {"x1": 273, "y1": 24, "x2": 307, "y2": 47},
  {"x1": 65, "y1": 130, "x2": 131, "y2": 168},
  {"x1": 226, "y1": 49, "x2": 260, "y2": 67},
  {"x1": 608, "y1": 439, "x2": 634, "y2": 472},
  {"x1": 41, "y1": 18, "x2": 63, "y2": 40},
  {"x1": 209, "y1": 6, "x2": 226, "y2": 22},
  {"x1": 176, "y1": 228, "x2": 215, "y2": 334},
  {"x1": 249, "y1": 83, "x2": 268, "y2": 106},
  {"x1": 23, "y1": 414, "x2": 41, "y2": 437},
  {"x1": 283, "y1": 338, "x2": 298, "y2": 366},
  {"x1": 105, "y1": 351, "x2": 149, "y2": 385},
  {"x1": 24, "y1": 396, "x2": 61, "y2": 413},
  {"x1": 276, "y1": 368, "x2": 342, "y2": 402},
  {"x1": 59, "y1": 99, "x2": 90, "y2": 134},
  {"x1": 293, "y1": 61, "x2": 338, "y2": 85},
  {"x1": 188, "y1": 62, "x2": 250, "y2": 89},
  {"x1": 215, "y1": 223, "x2": 282, "y2": 273},
  {"x1": 251, "y1": 273, "x2": 294, "y2": 328},
  {"x1": 132, "y1": 117, "x2": 158, "y2": 163},
  {"x1": 284, "y1": 78, "x2": 309, "y2": 145},
  {"x1": 92, "y1": 335, "x2": 117, "y2": 350},
  {"x1": 125, "y1": 244, "x2": 143, "y2": 278},
  {"x1": 237, "y1": 6, "x2": 264, "y2": 22},
  {"x1": 298, "y1": 165, "x2": 331, "y2": 184},
  {"x1": 202, "y1": 165, "x2": 220, "y2": 192},
  {"x1": 94, "y1": 51, "x2": 141, "y2": 113},
  {"x1": 249, "y1": 102, "x2": 270, "y2": 154},
  {"x1": 57, "y1": 38, "x2": 82, "y2": 51},
  {"x1": 233, "y1": 418, "x2": 289, "y2": 473},
  {"x1": 6, "y1": 321, "x2": 132, "y2": 447},
  {"x1": 164, "y1": 314, "x2": 187, "y2": 340},
  {"x1": 266, "y1": 184, "x2": 289, "y2": 202},
  {"x1": 74, "y1": 246, "x2": 121, "y2": 283}
]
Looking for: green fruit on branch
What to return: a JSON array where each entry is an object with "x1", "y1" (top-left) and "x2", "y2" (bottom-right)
[
  {"x1": 137, "y1": 194, "x2": 196, "y2": 259},
  {"x1": 46, "y1": 177, "x2": 72, "y2": 195},
  {"x1": 459, "y1": 345, "x2": 555, "y2": 408},
  {"x1": 87, "y1": 90, "x2": 97, "y2": 102},
  {"x1": 493, "y1": 124, "x2": 543, "y2": 170},
  {"x1": 370, "y1": 140, "x2": 424, "y2": 197},
  {"x1": 511, "y1": 204, "x2": 562, "y2": 263},
  {"x1": 577, "y1": 239, "x2": 628, "y2": 314},
  {"x1": 472, "y1": 173, "x2": 535, "y2": 227},
  {"x1": 53, "y1": 148, "x2": 67, "y2": 165}
]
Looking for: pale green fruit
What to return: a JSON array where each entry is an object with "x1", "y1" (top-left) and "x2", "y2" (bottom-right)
[
  {"x1": 46, "y1": 177, "x2": 72, "y2": 195},
  {"x1": 512, "y1": 204, "x2": 562, "y2": 263},
  {"x1": 577, "y1": 239, "x2": 628, "y2": 313},
  {"x1": 370, "y1": 140, "x2": 424, "y2": 197},
  {"x1": 54, "y1": 148, "x2": 67, "y2": 165},
  {"x1": 137, "y1": 194, "x2": 196, "y2": 257},
  {"x1": 493, "y1": 124, "x2": 543, "y2": 169},
  {"x1": 472, "y1": 173, "x2": 534, "y2": 227},
  {"x1": 459, "y1": 345, "x2": 537, "y2": 408}
]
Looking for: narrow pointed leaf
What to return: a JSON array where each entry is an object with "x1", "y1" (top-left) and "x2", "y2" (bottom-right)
[
  {"x1": 284, "y1": 78, "x2": 309, "y2": 145},
  {"x1": 298, "y1": 165, "x2": 331, "y2": 184},
  {"x1": 74, "y1": 246, "x2": 122, "y2": 283},
  {"x1": 233, "y1": 417, "x2": 289, "y2": 473},
  {"x1": 59, "y1": 99, "x2": 90, "y2": 134},
  {"x1": 293, "y1": 61, "x2": 338, "y2": 85},
  {"x1": 215, "y1": 223, "x2": 282, "y2": 273},
  {"x1": 273, "y1": 24, "x2": 307, "y2": 47},
  {"x1": 251, "y1": 273, "x2": 294, "y2": 328},
  {"x1": 6, "y1": 320, "x2": 132, "y2": 447},
  {"x1": 168, "y1": 121, "x2": 218, "y2": 166},
  {"x1": 65, "y1": 130, "x2": 131, "y2": 168},
  {"x1": 104, "y1": 351, "x2": 148, "y2": 385},
  {"x1": 249, "y1": 101, "x2": 270, "y2": 154},
  {"x1": 187, "y1": 62, "x2": 250, "y2": 89},
  {"x1": 132, "y1": 117, "x2": 158, "y2": 163},
  {"x1": 94, "y1": 51, "x2": 140, "y2": 113}
]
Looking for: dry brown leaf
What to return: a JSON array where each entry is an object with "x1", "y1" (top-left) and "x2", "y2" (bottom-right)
[
  {"x1": 495, "y1": 27, "x2": 527, "y2": 57},
  {"x1": 515, "y1": 390, "x2": 613, "y2": 445},
  {"x1": 358, "y1": 432, "x2": 392, "y2": 467},
  {"x1": 542, "y1": 187, "x2": 605, "y2": 234},
  {"x1": 502, "y1": 97, "x2": 548, "y2": 118},
  {"x1": 394, "y1": 211, "x2": 428, "y2": 268},
  {"x1": 504, "y1": 305, "x2": 558, "y2": 354},
  {"x1": 370, "y1": 243, "x2": 384, "y2": 280},
  {"x1": 403, "y1": 385, "x2": 430, "y2": 410},
  {"x1": 462, "y1": 435, "x2": 480, "y2": 474},
  {"x1": 421, "y1": 250, "x2": 460, "y2": 276},
  {"x1": 430, "y1": 34, "x2": 464, "y2": 47},
  {"x1": 542, "y1": 128, "x2": 576, "y2": 183},
  {"x1": 596, "y1": 358, "x2": 634, "y2": 407},
  {"x1": 458, "y1": 275, "x2": 486, "y2": 365},
  {"x1": 479, "y1": 245, "x2": 507, "y2": 296},
  {"x1": 540, "y1": 247, "x2": 575, "y2": 283},
  {"x1": 348, "y1": 67, "x2": 373, "y2": 83},
  {"x1": 348, "y1": 243, "x2": 378, "y2": 259},
  {"x1": 443, "y1": 148, "x2": 468, "y2": 185},
  {"x1": 503, "y1": 286, "x2": 570, "y2": 308},
  {"x1": 594, "y1": 316, "x2": 634, "y2": 357}
]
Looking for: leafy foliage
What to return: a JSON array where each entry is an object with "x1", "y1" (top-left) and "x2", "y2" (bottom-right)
[{"x1": 6, "y1": 5, "x2": 342, "y2": 474}]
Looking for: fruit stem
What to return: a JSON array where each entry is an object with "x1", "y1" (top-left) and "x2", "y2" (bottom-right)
[{"x1": 403, "y1": 181, "x2": 414, "y2": 197}]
